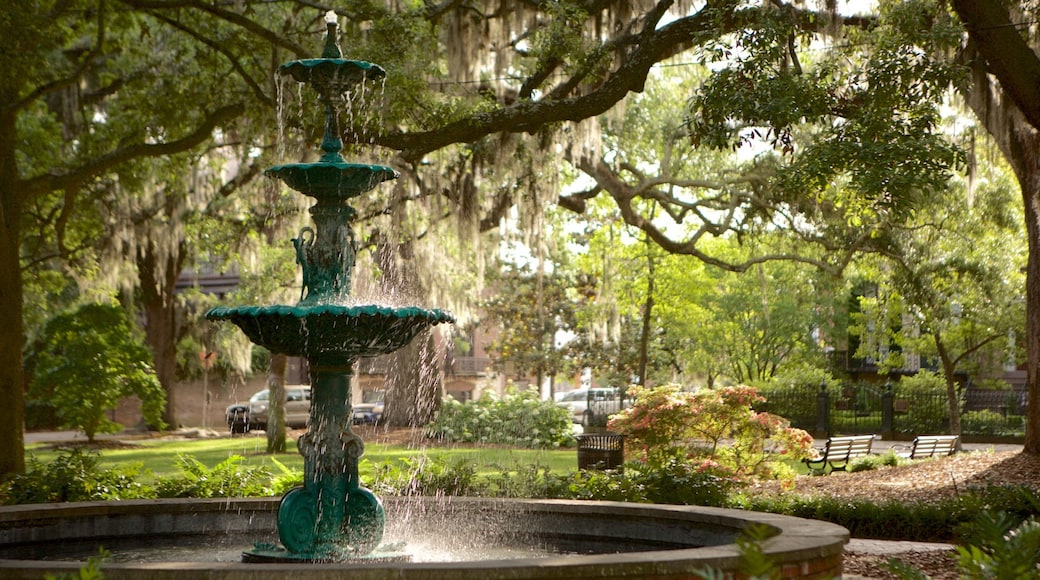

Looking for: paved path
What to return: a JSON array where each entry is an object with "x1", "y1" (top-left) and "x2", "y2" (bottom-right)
[{"x1": 845, "y1": 537, "x2": 954, "y2": 555}]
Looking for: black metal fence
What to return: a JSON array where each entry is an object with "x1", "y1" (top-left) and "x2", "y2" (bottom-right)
[{"x1": 755, "y1": 383, "x2": 1027, "y2": 439}]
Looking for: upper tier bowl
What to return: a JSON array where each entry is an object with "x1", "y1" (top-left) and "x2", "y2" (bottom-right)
[{"x1": 281, "y1": 58, "x2": 386, "y2": 93}]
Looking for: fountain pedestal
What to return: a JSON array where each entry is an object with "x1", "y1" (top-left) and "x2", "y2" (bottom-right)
[{"x1": 207, "y1": 12, "x2": 453, "y2": 562}]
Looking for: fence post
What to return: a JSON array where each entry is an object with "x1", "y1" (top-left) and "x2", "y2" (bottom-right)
[
  {"x1": 815, "y1": 383, "x2": 830, "y2": 438},
  {"x1": 881, "y1": 381, "x2": 894, "y2": 440}
]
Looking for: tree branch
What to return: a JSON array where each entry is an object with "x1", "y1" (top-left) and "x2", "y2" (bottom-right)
[{"x1": 21, "y1": 102, "x2": 246, "y2": 200}]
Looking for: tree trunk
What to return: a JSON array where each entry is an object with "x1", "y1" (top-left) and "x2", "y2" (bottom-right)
[
  {"x1": 382, "y1": 330, "x2": 442, "y2": 427},
  {"x1": 1016, "y1": 146, "x2": 1040, "y2": 454},
  {"x1": 934, "y1": 335, "x2": 963, "y2": 445},
  {"x1": 138, "y1": 242, "x2": 185, "y2": 428},
  {"x1": 376, "y1": 236, "x2": 443, "y2": 427},
  {"x1": 638, "y1": 243, "x2": 655, "y2": 387},
  {"x1": 0, "y1": 105, "x2": 25, "y2": 476},
  {"x1": 959, "y1": 46, "x2": 1040, "y2": 453},
  {"x1": 266, "y1": 353, "x2": 287, "y2": 453}
]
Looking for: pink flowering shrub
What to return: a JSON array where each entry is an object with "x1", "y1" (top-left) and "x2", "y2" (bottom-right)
[{"x1": 607, "y1": 384, "x2": 815, "y2": 482}]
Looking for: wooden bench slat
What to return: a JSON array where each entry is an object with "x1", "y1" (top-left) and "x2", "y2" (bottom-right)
[
  {"x1": 899, "y1": 435, "x2": 958, "y2": 460},
  {"x1": 803, "y1": 434, "x2": 876, "y2": 473}
]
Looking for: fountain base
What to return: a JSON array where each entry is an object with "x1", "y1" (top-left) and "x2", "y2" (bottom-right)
[{"x1": 242, "y1": 542, "x2": 411, "y2": 563}]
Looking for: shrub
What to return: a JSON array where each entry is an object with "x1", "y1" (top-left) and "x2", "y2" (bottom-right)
[
  {"x1": 607, "y1": 384, "x2": 815, "y2": 482},
  {"x1": 962, "y1": 410, "x2": 1012, "y2": 436},
  {"x1": 755, "y1": 365, "x2": 840, "y2": 427},
  {"x1": 26, "y1": 302, "x2": 166, "y2": 441},
  {"x1": 425, "y1": 387, "x2": 575, "y2": 448},
  {"x1": 848, "y1": 450, "x2": 903, "y2": 473},
  {"x1": 895, "y1": 371, "x2": 949, "y2": 434},
  {"x1": 479, "y1": 460, "x2": 733, "y2": 506},
  {"x1": 154, "y1": 454, "x2": 271, "y2": 498},
  {"x1": 954, "y1": 511, "x2": 1040, "y2": 579},
  {"x1": 1, "y1": 449, "x2": 152, "y2": 504},
  {"x1": 372, "y1": 456, "x2": 483, "y2": 496}
]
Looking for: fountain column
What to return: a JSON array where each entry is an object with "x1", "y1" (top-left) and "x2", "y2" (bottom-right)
[
  {"x1": 279, "y1": 362, "x2": 382, "y2": 557},
  {"x1": 207, "y1": 11, "x2": 454, "y2": 563}
]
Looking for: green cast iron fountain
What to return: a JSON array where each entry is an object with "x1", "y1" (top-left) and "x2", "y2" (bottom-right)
[{"x1": 207, "y1": 12, "x2": 454, "y2": 562}]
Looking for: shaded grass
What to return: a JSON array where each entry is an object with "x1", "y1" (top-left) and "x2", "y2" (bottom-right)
[{"x1": 26, "y1": 435, "x2": 578, "y2": 483}]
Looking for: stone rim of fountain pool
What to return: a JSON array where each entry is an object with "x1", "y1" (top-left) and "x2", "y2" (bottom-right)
[{"x1": 0, "y1": 496, "x2": 848, "y2": 579}]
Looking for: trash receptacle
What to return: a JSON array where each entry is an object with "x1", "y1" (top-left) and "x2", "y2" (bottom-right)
[{"x1": 576, "y1": 433, "x2": 625, "y2": 471}]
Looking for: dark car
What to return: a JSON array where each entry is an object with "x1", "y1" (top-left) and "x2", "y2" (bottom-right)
[{"x1": 352, "y1": 402, "x2": 384, "y2": 425}]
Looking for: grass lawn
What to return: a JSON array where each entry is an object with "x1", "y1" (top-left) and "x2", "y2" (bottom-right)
[{"x1": 25, "y1": 435, "x2": 580, "y2": 482}]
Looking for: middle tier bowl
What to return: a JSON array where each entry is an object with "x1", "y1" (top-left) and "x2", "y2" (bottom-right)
[{"x1": 207, "y1": 304, "x2": 455, "y2": 365}]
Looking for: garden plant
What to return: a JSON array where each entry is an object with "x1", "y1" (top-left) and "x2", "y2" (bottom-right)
[{"x1": 607, "y1": 384, "x2": 817, "y2": 482}]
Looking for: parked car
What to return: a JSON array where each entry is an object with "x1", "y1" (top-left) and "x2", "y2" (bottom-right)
[
  {"x1": 352, "y1": 402, "x2": 384, "y2": 425},
  {"x1": 225, "y1": 386, "x2": 311, "y2": 433},
  {"x1": 557, "y1": 387, "x2": 628, "y2": 427}
]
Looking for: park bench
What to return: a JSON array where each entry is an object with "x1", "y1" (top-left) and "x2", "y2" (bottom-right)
[
  {"x1": 896, "y1": 435, "x2": 958, "y2": 460},
  {"x1": 803, "y1": 434, "x2": 876, "y2": 473}
]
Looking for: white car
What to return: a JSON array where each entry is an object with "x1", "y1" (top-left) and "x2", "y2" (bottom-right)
[
  {"x1": 225, "y1": 386, "x2": 311, "y2": 432},
  {"x1": 557, "y1": 388, "x2": 627, "y2": 427}
]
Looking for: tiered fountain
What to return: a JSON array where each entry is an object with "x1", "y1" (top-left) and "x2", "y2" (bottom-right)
[
  {"x1": 204, "y1": 11, "x2": 454, "y2": 562},
  {"x1": 0, "y1": 13, "x2": 850, "y2": 579}
]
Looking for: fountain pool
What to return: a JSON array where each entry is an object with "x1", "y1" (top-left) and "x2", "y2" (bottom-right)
[{"x1": 0, "y1": 496, "x2": 848, "y2": 579}]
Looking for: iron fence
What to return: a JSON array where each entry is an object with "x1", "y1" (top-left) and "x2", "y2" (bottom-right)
[{"x1": 756, "y1": 383, "x2": 1020, "y2": 438}]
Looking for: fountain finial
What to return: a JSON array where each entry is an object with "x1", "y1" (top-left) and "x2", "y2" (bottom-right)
[{"x1": 322, "y1": 11, "x2": 342, "y2": 59}]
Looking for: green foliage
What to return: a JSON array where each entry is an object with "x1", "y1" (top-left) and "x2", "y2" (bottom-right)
[
  {"x1": 756, "y1": 365, "x2": 840, "y2": 426},
  {"x1": 953, "y1": 512, "x2": 1040, "y2": 579},
  {"x1": 154, "y1": 454, "x2": 271, "y2": 498},
  {"x1": 372, "y1": 456, "x2": 482, "y2": 497},
  {"x1": 732, "y1": 483, "x2": 1040, "y2": 545},
  {"x1": 27, "y1": 302, "x2": 166, "y2": 441},
  {"x1": 1, "y1": 449, "x2": 151, "y2": 505},
  {"x1": 425, "y1": 388, "x2": 575, "y2": 448},
  {"x1": 46, "y1": 547, "x2": 109, "y2": 580},
  {"x1": 965, "y1": 485, "x2": 1040, "y2": 523},
  {"x1": 482, "y1": 459, "x2": 733, "y2": 506},
  {"x1": 481, "y1": 264, "x2": 580, "y2": 381},
  {"x1": 608, "y1": 384, "x2": 815, "y2": 481},
  {"x1": 848, "y1": 450, "x2": 904, "y2": 473},
  {"x1": 962, "y1": 410, "x2": 1021, "y2": 437},
  {"x1": 268, "y1": 457, "x2": 304, "y2": 496},
  {"x1": 895, "y1": 372, "x2": 949, "y2": 434}
]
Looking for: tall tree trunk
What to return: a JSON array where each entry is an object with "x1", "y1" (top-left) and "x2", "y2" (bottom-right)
[
  {"x1": 376, "y1": 237, "x2": 443, "y2": 427},
  {"x1": 138, "y1": 242, "x2": 185, "y2": 428},
  {"x1": 959, "y1": 46, "x2": 1040, "y2": 453},
  {"x1": 638, "y1": 241, "x2": 655, "y2": 387},
  {"x1": 0, "y1": 106, "x2": 25, "y2": 475},
  {"x1": 266, "y1": 353, "x2": 287, "y2": 453},
  {"x1": 934, "y1": 336, "x2": 963, "y2": 444},
  {"x1": 382, "y1": 330, "x2": 441, "y2": 427},
  {"x1": 954, "y1": 1, "x2": 1040, "y2": 454},
  {"x1": 1017, "y1": 147, "x2": 1040, "y2": 454}
]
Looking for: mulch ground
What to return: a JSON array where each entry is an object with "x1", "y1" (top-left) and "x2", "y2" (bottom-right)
[{"x1": 750, "y1": 449, "x2": 1040, "y2": 578}]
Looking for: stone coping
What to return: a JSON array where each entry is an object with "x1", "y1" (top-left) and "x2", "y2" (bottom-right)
[{"x1": 0, "y1": 497, "x2": 848, "y2": 579}]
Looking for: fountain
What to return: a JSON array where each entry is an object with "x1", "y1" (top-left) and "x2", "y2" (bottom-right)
[
  {"x1": 0, "y1": 13, "x2": 850, "y2": 578},
  {"x1": 204, "y1": 11, "x2": 454, "y2": 562}
]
